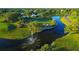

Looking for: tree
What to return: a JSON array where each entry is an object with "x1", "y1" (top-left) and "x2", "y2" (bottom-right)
[{"x1": 37, "y1": 44, "x2": 50, "y2": 51}]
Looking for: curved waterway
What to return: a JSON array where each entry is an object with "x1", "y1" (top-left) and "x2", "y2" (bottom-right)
[
  {"x1": 0, "y1": 28, "x2": 65, "y2": 51},
  {"x1": 0, "y1": 38, "x2": 24, "y2": 51},
  {"x1": 0, "y1": 16, "x2": 66, "y2": 51},
  {"x1": 52, "y1": 16, "x2": 65, "y2": 35}
]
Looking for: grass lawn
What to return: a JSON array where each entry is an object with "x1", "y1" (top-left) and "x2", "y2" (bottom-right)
[
  {"x1": 0, "y1": 19, "x2": 55, "y2": 40},
  {"x1": 0, "y1": 23, "x2": 8, "y2": 29},
  {"x1": 51, "y1": 33, "x2": 79, "y2": 51},
  {"x1": 0, "y1": 28, "x2": 31, "y2": 40},
  {"x1": 0, "y1": 23, "x2": 31, "y2": 39}
]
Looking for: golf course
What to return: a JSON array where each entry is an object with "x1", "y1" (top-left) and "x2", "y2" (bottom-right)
[{"x1": 0, "y1": 9, "x2": 79, "y2": 51}]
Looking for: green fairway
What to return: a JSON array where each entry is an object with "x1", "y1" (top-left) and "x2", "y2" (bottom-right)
[
  {"x1": 0, "y1": 22, "x2": 30, "y2": 39},
  {"x1": 51, "y1": 33, "x2": 79, "y2": 51},
  {"x1": 0, "y1": 27, "x2": 31, "y2": 39},
  {"x1": 0, "y1": 20, "x2": 55, "y2": 39},
  {"x1": 0, "y1": 23, "x2": 8, "y2": 29},
  {"x1": 0, "y1": 9, "x2": 79, "y2": 51}
]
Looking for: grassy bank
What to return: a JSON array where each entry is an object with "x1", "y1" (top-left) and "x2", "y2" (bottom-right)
[
  {"x1": 51, "y1": 33, "x2": 79, "y2": 51},
  {"x1": 0, "y1": 19, "x2": 55, "y2": 40}
]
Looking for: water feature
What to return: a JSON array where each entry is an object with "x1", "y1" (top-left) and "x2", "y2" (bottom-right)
[
  {"x1": 52, "y1": 16, "x2": 65, "y2": 35},
  {"x1": 0, "y1": 38, "x2": 24, "y2": 50},
  {"x1": 0, "y1": 16, "x2": 66, "y2": 51}
]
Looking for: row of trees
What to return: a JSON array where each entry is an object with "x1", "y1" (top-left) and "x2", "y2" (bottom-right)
[{"x1": 0, "y1": 8, "x2": 79, "y2": 18}]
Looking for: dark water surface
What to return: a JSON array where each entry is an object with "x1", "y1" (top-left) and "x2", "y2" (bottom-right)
[
  {"x1": 52, "y1": 16, "x2": 65, "y2": 35},
  {"x1": 0, "y1": 38, "x2": 24, "y2": 51},
  {"x1": 0, "y1": 16, "x2": 66, "y2": 51}
]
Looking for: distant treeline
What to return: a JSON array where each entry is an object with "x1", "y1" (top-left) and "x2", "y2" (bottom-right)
[{"x1": 0, "y1": 8, "x2": 79, "y2": 18}]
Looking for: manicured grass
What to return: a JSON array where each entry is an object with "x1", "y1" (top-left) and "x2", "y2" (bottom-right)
[
  {"x1": 0, "y1": 19, "x2": 55, "y2": 40},
  {"x1": 51, "y1": 33, "x2": 79, "y2": 51},
  {"x1": 61, "y1": 17, "x2": 71, "y2": 26},
  {"x1": 0, "y1": 23, "x2": 31, "y2": 39},
  {"x1": 0, "y1": 28, "x2": 31, "y2": 40},
  {"x1": 0, "y1": 16, "x2": 6, "y2": 22},
  {"x1": 0, "y1": 23, "x2": 8, "y2": 29},
  {"x1": 61, "y1": 16, "x2": 79, "y2": 26},
  {"x1": 32, "y1": 20, "x2": 55, "y2": 25}
]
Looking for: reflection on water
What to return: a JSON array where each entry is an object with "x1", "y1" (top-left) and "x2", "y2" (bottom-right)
[
  {"x1": 0, "y1": 39, "x2": 23, "y2": 47},
  {"x1": 0, "y1": 38, "x2": 24, "y2": 50},
  {"x1": 52, "y1": 16, "x2": 65, "y2": 35},
  {"x1": 23, "y1": 35, "x2": 37, "y2": 45},
  {"x1": 0, "y1": 16, "x2": 66, "y2": 50}
]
